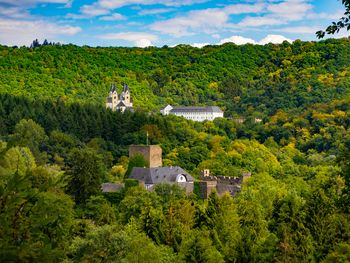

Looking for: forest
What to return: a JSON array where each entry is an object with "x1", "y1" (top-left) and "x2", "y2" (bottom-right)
[
  {"x1": 1, "y1": 38, "x2": 350, "y2": 262},
  {"x1": 1, "y1": 38, "x2": 350, "y2": 117}
]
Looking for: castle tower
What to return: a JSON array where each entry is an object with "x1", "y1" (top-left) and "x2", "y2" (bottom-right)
[
  {"x1": 129, "y1": 145, "x2": 162, "y2": 168},
  {"x1": 106, "y1": 83, "x2": 118, "y2": 110}
]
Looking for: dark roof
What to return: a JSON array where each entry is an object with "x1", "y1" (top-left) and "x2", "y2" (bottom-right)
[
  {"x1": 122, "y1": 83, "x2": 130, "y2": 93},
  {"x1": 110, "y1": 83, "x2": 117, "y2": 93},
  {"x1": 101, "y1": 183, "x2": 124, "y2": 193},
  {"x1": 170, "y1": 106, "x2": 223, "y2": 113},
  {"x1": 117, "y1": 101, "x2": 126, "y2": 107},
  {"x1": 129, "y1": 166, "x2": 194, "y2": 184}
]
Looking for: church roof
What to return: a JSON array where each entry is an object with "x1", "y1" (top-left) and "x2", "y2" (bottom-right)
[
  {"x1": 170, "y1": 106, "x2": 223, "y2": 113},
  {"x1": 117, "y1": 101, "x2": 126, "y2": 107},
  {"x1": 109, "y1": 83, "x2": 117, "y2": 93},
  {"x1": 129, "y1": 166, "x2": 194, "y2": 184},
  {"x1": 122, "y1": 83, "x2": 130, "y2": 93}
]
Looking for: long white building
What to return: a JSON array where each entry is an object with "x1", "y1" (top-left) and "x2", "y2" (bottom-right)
[{"x1": 160, "y1": 105, "x2": 224, "y2": 122}]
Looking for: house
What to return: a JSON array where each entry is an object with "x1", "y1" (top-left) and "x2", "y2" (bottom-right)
[
  {"x1": 129, "y1": 166, "x2": 194, "y2": 193},
  {"x1": 106, "y1": 83, "x2": 133, "y2": 112},
  {"x1": 128, "y1": 145, "x2": 194, "y2": 193},
  {"x1": 160, "y1": 105, "x2": 224, "y2": 122}
]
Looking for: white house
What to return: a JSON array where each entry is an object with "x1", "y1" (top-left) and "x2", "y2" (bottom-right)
[{"x1": 160, "y1": 105, "x2": 224, "y2": 122}]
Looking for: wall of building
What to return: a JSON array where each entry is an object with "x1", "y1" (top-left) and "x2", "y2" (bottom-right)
[{"x1": 129, "y1": 145, "x2": 162, "y2": 168}]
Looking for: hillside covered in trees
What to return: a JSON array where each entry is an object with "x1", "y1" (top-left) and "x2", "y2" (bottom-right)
[
  {"x1": 1, "y1": 39, "x2": 350, "y2": 262},
  {"x1": 1, "y1": 38, "x2": 350, "y2": 116}
]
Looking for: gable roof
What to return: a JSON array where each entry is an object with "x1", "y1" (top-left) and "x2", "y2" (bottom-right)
[
  {"x1": 170, "y1": 106, "x2": 223, "y2": 113},
  {"x1": 160, "y1": 104, "x2": 173, "y2": 110},
  {"x1": 129, "y1": 166, "x2": 194, "y2": 184},
  {"x1": 117, "y1": 101, "x2": 126, "y2": 107}
]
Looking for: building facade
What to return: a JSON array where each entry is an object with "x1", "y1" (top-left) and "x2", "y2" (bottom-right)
[
  {"x1": 128, "y1": 145, "x2": 194, "y2": 193},
  {"x1": 106, "y1": 83, "x2": 133, "y2": 112},
  {"x1": 160, "y1": 105, "x2": 224, "y2": 122}
]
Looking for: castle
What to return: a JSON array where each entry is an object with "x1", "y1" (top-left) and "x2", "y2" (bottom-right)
[{"x1": 106, "y1": 83, "x2": 133, "y2": 112}]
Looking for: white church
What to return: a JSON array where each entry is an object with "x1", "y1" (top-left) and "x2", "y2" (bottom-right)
[
  {"x1": 160, "y1": 105, "x2": 224, "y2": 122},
  {"x1": 106, "y1": 83, "x2": 133, "y2": 112}
]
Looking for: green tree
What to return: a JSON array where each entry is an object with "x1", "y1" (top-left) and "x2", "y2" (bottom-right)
[
  {"x1": 66, "y1": 148, "x2": 105, "y2": 205},
  {"x1": 125, "y1": 153, "x2": 149, "y2": 177},
  {"x1": 9, "y1": 119, "x2": 48, "y2": 164},
  {"x1": 69, "y1": 224, "x2": 176, "y2": 263},
  {"x1": 179, "y1": 229, "x2": 224, "y2": 263}
]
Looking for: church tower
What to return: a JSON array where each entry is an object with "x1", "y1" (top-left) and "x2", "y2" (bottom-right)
[
  {"x1": 119, "y1": 83, "x2": 132, "y2": 107},
  {"x1": 106, "y1": 82, "x2": 134, "y2": 112},
  {"x1": 106, "y1": 83, "x2": 118, "y2": 110}
]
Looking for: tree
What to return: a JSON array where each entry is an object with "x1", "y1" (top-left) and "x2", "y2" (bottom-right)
[
  {"x1": 317, "y1": 0, "x2": 350, "y2": 38},
  {"x1": 0, "y1": 163, "x2": 74, "y2": 262},
  {"x1": 66, "y1": 148, "x2": 106, "y2": 205},
  {"x1": 10, "y1": 119, "x2": 48, "y2": 164},
  {"x1": 179, "y1": 229, "x2": 224, "y2": 263},
  {"x1": 68, "y1": 224, "x2": 176, "y2": 262},
  {"x1": 125, "y1": 154, "x2": 149, "y2": 177}
]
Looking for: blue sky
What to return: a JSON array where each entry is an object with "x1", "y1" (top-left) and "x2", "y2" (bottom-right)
[{"x1": 0, "y1": 0, "x2": 348, "y2": 47}]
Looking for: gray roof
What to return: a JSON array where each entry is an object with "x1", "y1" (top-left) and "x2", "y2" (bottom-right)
[
  {"x1": 101, "y1": 183, "x2": 124, "y2": 193},
  {"x1": 110, "y1": 83, "x2": 117, "y2": 93},
  {"x1": 117, "y1": 101, "x2": 126, "y2": 107},
  {"x1": 129, "y1": 166, "x2": 194, "y2": 184},
  {"x1": 122, "y1": 83, "x2": 130, "y2": 93},
  {"x1": 170, "y1": 106, "x2": 223, "y2": 113}
]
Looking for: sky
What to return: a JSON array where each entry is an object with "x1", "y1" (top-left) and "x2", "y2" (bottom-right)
[{"x1": 0, "y1": 0, "x2": 348, "y2": 47}]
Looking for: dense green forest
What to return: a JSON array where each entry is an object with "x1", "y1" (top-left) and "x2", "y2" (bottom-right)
[
  {"x1": 1, "y1": 39, "x2": 350, "y2": 262},
  {"x1": 1, "y1": 38, "x2": 350, "y2": 116}
]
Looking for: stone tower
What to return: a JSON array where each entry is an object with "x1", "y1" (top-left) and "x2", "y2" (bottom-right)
[{"x1": 129, "y1": 145, "x2": 162, "y2": 168}]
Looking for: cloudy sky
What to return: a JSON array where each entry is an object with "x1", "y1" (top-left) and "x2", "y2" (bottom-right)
[{"x1": 0, "y1": 0, "x2": 348, "y2": 47}]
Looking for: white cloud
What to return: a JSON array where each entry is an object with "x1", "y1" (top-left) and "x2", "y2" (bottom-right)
[
  {"x1": 135, "y1": 38, "x2": 153, "y2": 47},
  {"x1": 192, "y1": 42, "x2": 210, "y2": 48},
  {"x1": 138, "y1": 8, "x2": 175, "y2": 16},
  {"x1": 0, "y1": 0, "x2": 70, "y2": 5},
  {"x1": 0, "y1": 18, "x2": 81, "y2": 46},
  {"x1": 100, "y1": 13, "x2": 126, "y2": 20},
  {"x1": 150, "y1": 3, "x2": 263, "y2": 37},
  {"x1": 224, "y1": 3, "x2": 265, "y2": 15},
  {"x1": 79, "y1": 0, "x2": 209, "y2": 17},
  {"x1": 267, "y1": 0, "x2": 312, "y2": 21},
  {"x1": 151, "y1": 8, "x2": 228, "y2": 36},
  {"x1": 238, "y1": 16, "x2": 284, "y2": 27},
  {"x1": 259, "y1": 34, "x2": 292, "y2": 44},
  {"x1": 99, "y1": 32, "x2": 158, "y2": 47},
  {"x1": 217, "y1": 34, "x2": 292, "y2": 45},
  {"x1": 0, "y1": 6, "x2": 30, "y2": 19},
  {"x1": 218, "y1": 35, "x2": 256, "y2": 45},
  {"x1": 276, "y1": 26, "x2": 321, "y2": 34},
  {"x1": 80, "y1": 5, "x2": 110, "y2": 16},
  {"x1": 238, "y1": 0, "x2": 314, "y2": 28}
]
